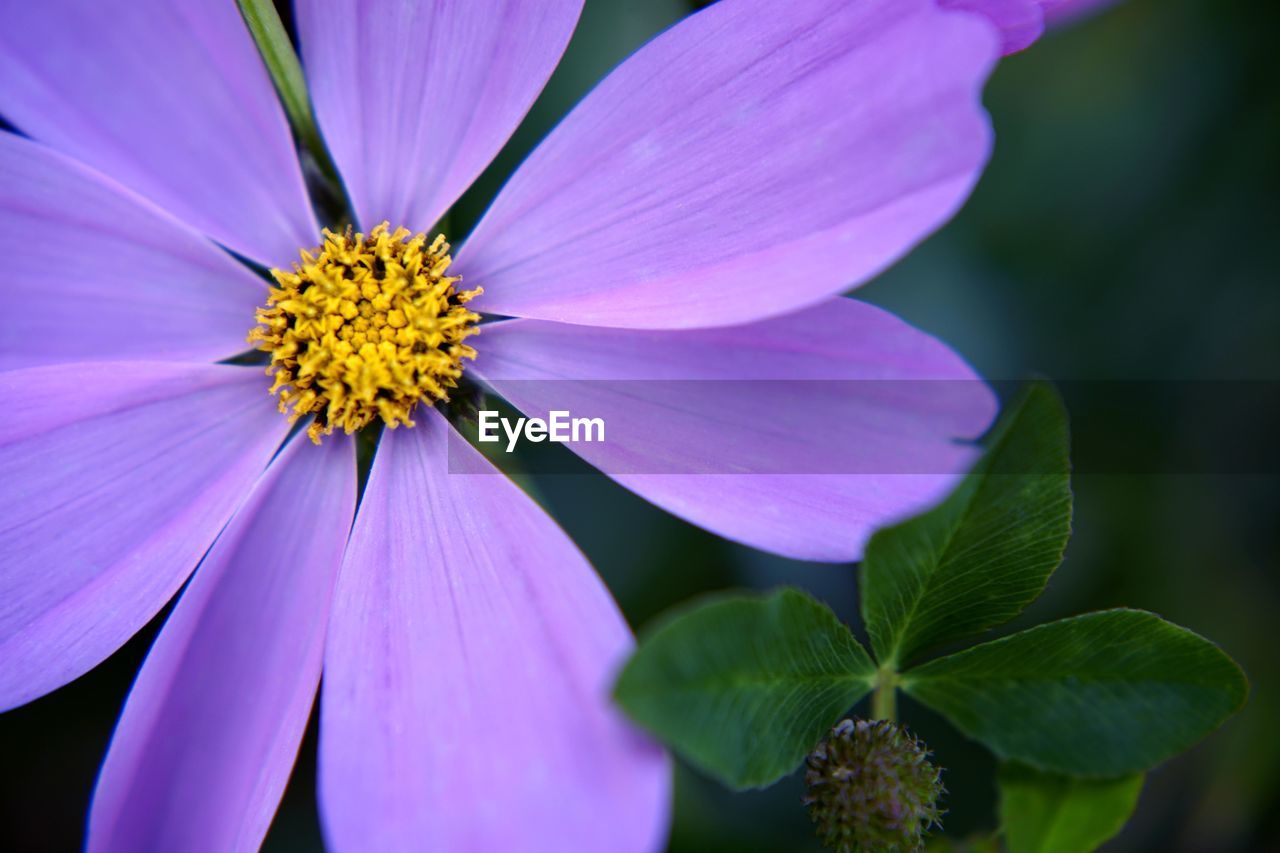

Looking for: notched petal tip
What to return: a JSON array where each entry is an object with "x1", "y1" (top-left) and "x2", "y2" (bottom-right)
[{"x1": 461, "y1": 0, "x2": 1001, "y2": 330}]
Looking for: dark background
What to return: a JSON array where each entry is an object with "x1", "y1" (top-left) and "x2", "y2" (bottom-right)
[{"x1": 2, "y1": 0, "x2": 1277, "y2": 849}]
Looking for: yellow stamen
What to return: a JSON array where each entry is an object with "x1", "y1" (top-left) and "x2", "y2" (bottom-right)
[{"x1": 249, "y1": 222, "x2": 481, "y2": 443}]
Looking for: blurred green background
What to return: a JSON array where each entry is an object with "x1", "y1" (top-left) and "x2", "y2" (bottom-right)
[{"x1": 2, "y1": 0, "x2": 1276, "y2": 849}]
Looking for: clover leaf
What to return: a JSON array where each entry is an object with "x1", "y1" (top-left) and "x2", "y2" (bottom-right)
[{"x1": 614, "y1": 588, "x2": 875, "y2": 788}]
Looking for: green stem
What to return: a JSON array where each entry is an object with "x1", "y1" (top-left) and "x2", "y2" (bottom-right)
[
  {"x1": 872, "y1": 667, "x2": 898, "y2": 722},
  {"x1": 235, "y1": 0, "x2": 341, "y2": 188}
]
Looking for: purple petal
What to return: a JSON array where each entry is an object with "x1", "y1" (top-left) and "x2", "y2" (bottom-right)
[
  {"x1": 458, "y1": 0, "x2": 997, "y2": 329},
  {"x1": 470, "y1": 299, "x2": 997, "y2": 562},
  {"x1": 0, "y1": 133, "x2": 265, "y2": 370},
  {"x1": 0, "y1": 363, "x2": 289, "y2": 711},
  {"x1": 88, "y1": 433, "x2": 355, "y2": 852},
  {"x1": 942, "y1": 0, "x2": 1117, "y2": 52},
  {"x1": 319, "y1": 411, "x2": 670, "y2": 852},
  {"x1": 0, "y1": 0, "x2": 317, "y2": 266},
  {"x1": 941, "y1": 0, "x2": 1045, "y2": 54},
  {"x1": 297, "y1": 0, "x2": 582, "y2": 232}
]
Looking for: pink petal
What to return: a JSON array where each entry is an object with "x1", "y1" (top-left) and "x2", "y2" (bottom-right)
[
  {"x1": 470, "y1": 299, "x2": 996, "y2": 562},
  {"x1": 0, "y1": 0, "x2": 317, "y2": 266},
  {"x1": 941, "y1": 0, "x2": 1045, "y2": 54},
  {"x1": 942, "y1": 0, "x2": 1118, "y2": 53},
  {"x1": 319, "y1": 410, "x2": 670, "y2": 852},
  {"x1": 296, "y1": 0, "x2": 583, "y2": 231},
  {"x1": 0, "y1": 363, "x2": 288, "y2": 711},
  {"x1": 0, "y1": 133, "x2": 264, "y2": 370},
  {"x1": 459, "y1": 0, "x2": 997, "y2": 329},
  {"x1": 88, "y1": 433, "x2": 355, "y2": 851}
]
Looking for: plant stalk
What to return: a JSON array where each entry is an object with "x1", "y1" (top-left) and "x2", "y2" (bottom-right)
[
  {"x1": 872, "y1": 667, "x2": 898, "y2": 722},
  {"x1": 235, "y1": 0, "x2": 342, "y2": 189}
]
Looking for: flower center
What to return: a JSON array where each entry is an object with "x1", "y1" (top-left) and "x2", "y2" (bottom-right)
[{"x1": 249, "y1": 222, "x2": 481, "y2": 443}]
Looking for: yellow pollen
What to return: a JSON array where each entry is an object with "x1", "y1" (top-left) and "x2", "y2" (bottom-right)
[{"x1": 249, "y1": 222, "x2": 482, "y2": 443}]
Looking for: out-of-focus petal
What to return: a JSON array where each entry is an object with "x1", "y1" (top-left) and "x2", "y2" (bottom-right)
[
  {"x1": 0, "y1": 363, "x2": 288, "y2": 711},
  {"x1": 319, "y1": 411, "x2": 670, "y2": 852},
  {"x1": 941, "y1": 0, "x2": 1045, "y2": 54},
  {"x1": 458, "y1": 0, "x2": 997, "y2": 329},
  {"x1": 0, "y1": 133, "x2": 264, "y2": 370},
  {"x1": 88, "y1": 433, "x2": 355, "y2": 852},
  {"x1": 0, "y1": 0, "x2": 317, "y2": 266},
  {"x1": 296, "y1": 0, "x2": 582, "y2": 232},
  {"x1": 943, "y1": 0, "x2": 1118, "y2": 53},
  {"x1": 471, "y1": 299, "x2": 997, "y2": 562}
]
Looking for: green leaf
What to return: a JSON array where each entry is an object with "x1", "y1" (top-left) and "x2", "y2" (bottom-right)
[
  {"x1": 999, "y1": 764, "x2": 1143, "y2": 853},
  {"x1": 235, "y1": 0, "x2": 338, "y2": 183},
  {"x1": 614, "y1": 588, "x2": 876, "y2": 789},
  {"x1": 903, "y1": 609, "x2": 1249, "y2": 775},
  {"x1": 861, "y1": 381, "x2": 1072, "y2": 668}
]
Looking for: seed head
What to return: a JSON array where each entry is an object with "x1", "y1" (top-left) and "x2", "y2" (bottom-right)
[{"x1": 803, "y1": 718, "x2": 944, "y2": 853}]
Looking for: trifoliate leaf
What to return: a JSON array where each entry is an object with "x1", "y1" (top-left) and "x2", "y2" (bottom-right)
[
  {"x1": 903, "y1": 609, "x2": 1248, "y2": 775},
  {"x1": 615, "y1": 588, "x2": 876, "y2": 789},
  {"x1": 861, "y1": 381, "x2": 1072, "y2": 668}
]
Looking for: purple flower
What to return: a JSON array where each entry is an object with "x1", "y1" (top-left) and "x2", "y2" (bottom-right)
[
  {"x1": 944, "y1": 0, "x2": 1122, "y2": 54},
  {"x1": 0, "y1": 0, "x2": 1000, "y2": 850}
]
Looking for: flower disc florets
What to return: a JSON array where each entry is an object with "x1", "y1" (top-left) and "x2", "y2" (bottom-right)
[
  {"x1": 249, "y1": 223, "x2": 482, "y2": 442},
  {"x1": 803, "y1": 718, "x2": 944, "y2": 853}
]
